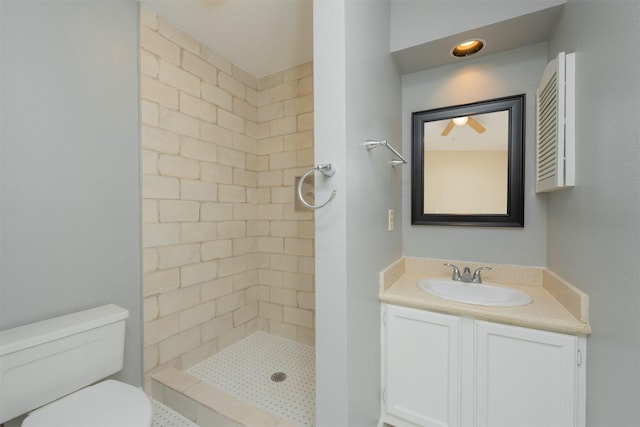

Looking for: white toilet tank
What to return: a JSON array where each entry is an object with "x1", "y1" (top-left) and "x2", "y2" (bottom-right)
[{"x1": 0, "y1": 304, "x2": 130, "y2": 423}]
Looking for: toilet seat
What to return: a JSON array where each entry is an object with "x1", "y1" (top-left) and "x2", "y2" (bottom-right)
[{"x1": 22, "y1": 380, "x2": 152, "y2": 427}]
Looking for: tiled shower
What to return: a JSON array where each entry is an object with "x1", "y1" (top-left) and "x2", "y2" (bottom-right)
[{"x1": 140, "y1": 7, "x2": 315, "y2": 424}]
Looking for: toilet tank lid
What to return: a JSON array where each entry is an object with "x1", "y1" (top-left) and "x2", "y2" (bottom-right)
[{"x1": 0, "y1": 304, "x2": 129, "y2": 356}]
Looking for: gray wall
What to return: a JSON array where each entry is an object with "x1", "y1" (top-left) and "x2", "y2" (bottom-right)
[
  {"x1": 1, "y1": 1, "x2": 142, "y2": 385},
  {"x1": 402, "y1": 43, "x2": 548, "y2": 266},
  {"x1": 545, "y1": 1, "x2": 640, "y2": 425},
  {"x1": 314, "y1": 0, "x2": 403, "y2": 425}
]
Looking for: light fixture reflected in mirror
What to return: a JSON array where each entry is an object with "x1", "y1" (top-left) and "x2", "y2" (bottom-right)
[
  {"x1": 452, "y1": 116, "x2": 468, "y2": 126},
  {"x1": 451, "y1": 39, "x2": 485, "y2": 58}
]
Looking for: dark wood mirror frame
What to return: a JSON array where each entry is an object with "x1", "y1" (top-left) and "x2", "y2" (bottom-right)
[{"x1": 412, "y1": 94, "x2": 525, "y2": 227}]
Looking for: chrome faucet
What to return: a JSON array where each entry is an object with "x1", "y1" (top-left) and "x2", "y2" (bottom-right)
[
  {"x1": 444, "y1": 263, "x2": 461, "y2": 281},
  {"x1": 472, "y1": 266, "x2": 492, "y2": 283},
  {"x1": 444, "y1": 263, "x2": 492, "y2": 283}
]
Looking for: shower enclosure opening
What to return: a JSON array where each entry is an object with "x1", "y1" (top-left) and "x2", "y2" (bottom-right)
[{"x1": 140, "y1": 4, "x2": 315, "y2": 426}]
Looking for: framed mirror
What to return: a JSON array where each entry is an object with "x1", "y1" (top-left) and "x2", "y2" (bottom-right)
[{"x1": 412, "y1": 94, "x2": 525, "y2": 227}]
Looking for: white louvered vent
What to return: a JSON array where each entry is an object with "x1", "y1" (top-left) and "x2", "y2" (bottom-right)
[{"x1": 536, "y1": 52, "x2": 575, "y2": 193}]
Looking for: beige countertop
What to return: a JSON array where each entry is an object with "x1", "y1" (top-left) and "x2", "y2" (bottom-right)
[{"x1": 379, "y1": 257, "x2": 591, "y2": 336}]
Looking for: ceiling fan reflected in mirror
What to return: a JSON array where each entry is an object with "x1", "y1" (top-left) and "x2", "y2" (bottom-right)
[{"x1": 441, "y1": 116, "x2": 486, "y2": 136}]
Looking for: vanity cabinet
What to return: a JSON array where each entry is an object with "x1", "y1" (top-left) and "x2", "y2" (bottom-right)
[{"x1": 380, "y1": 304, "x2": 586, "y2": 427}]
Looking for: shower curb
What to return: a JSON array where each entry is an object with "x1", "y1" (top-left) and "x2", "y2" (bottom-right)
[{"x1": 149, "y1": 367, "x2": 300, "y2": 427}]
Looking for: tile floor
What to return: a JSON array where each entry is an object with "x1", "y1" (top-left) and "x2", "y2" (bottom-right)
[
  {"x1": 152, "y1": 399, "x2": 199, "y2": 427},
  {"x1": 186, "y1": 331, "x2": 315, "y2": 426}
]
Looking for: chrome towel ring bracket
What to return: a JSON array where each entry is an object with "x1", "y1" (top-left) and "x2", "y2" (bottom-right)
[{"x1": 296, "y1": 163, "x2": 337, "y2": 210}]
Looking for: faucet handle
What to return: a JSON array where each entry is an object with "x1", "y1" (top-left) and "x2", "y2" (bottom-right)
[
  {"x1": 444, "y1": 263, "x2": 461, "y2": 281},
  {"x1": 472, "y1": 266, "x2": 492, "y2": 283}
]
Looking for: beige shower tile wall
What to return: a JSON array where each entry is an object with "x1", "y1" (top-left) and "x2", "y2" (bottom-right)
[
  {"x1": 141, "y1": 7, "x2": 314, "y2": 376},
  {"x1": 255, "y1": 64, "x2": 315, "y2": 346}
]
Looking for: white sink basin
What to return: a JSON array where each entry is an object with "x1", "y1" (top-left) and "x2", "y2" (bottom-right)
[{"x1": 418, "y1": 278, "x2": 532, "y2": 307}]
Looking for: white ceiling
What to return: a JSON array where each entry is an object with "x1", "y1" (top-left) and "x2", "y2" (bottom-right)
[
  {"x1": 142, "y1": 0, "x2": 313, "y2": 78},
  {"x1": 142, "y1": 1, "x2": 562, "y2": 79}
]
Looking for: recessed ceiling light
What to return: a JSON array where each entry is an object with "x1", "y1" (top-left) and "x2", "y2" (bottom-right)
[{"x1": 451, "y1": 39, "x2": 485, "y2": 58}]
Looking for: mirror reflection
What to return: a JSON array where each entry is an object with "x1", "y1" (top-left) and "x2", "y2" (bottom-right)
[
  {"x1": 423, "y1": 111, "x2": 509, "y2": 214},
  {"x1": 411, "y1": 95, "x2": 525, "y2": 227}
]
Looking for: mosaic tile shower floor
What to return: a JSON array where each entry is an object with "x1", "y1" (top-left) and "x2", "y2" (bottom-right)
[
  {"x1": 152, "y1": 399, "x2": 198, "y2": 427},
  {"x1": 186, "y1": 331, "x2": 315, "y2": 426}
]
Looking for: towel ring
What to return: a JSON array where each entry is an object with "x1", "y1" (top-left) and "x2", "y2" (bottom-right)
[{"x1": 297, "y1": 164, "x2": 337, "y2": 210}]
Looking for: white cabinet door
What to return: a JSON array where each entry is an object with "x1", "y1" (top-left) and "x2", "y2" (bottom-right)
[
  {"x1": 384, "y1": 305, "x2": 461, "y2": 427},
  {"x1": 475, "y1": 320, "x2": 579, "y2": 427}
]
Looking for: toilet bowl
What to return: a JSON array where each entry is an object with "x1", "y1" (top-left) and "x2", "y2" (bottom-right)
[{"x1": 0, "y1": 305, "x2": 151, "y2": 426}]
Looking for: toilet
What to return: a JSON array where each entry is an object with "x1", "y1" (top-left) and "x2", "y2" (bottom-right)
[{"x1": 0, "y1": 304, "x2": 152, "y2": 426}]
